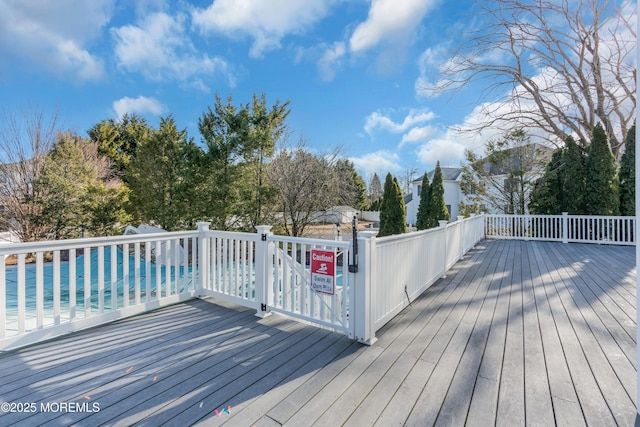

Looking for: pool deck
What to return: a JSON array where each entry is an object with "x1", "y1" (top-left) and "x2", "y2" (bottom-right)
[{"x1": 0, "y1": 240, "x2": 636, "y2": 426}]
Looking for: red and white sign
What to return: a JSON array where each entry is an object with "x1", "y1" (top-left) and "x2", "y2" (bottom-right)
[{"x1": 310, "y1": 249, "x2": 335, "y2": 295}]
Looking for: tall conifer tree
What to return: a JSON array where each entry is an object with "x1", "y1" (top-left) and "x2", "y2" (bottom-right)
[
  {"x1": 415, "y1": 172, "x2": 431, "y2": 230},
  {"x1": 561, "y1": 136, "x2": 586, "y2": 213},
  {"x1": 619, "y1": 125, "x2": 635, "y2": 216},
  {"x1": 529, "y1": 148, "x2": 563, "y2": 214},
  {"x1": 379, "y1": 173, "x2": 406, "y2": 236},
  {"x1": 427, "y1": 162, "x2": 450, "y2": 228},
  {"x1": 584, "y1": 123, "x2": 619, "y2": 215},
  {"x1": 391, "y1": 177, "x2": 407, "y2": 234}
]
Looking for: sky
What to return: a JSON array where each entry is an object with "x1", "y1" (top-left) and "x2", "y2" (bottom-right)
[{"x1": 0, "y1": 0, "x2": 601, "y2": 182}]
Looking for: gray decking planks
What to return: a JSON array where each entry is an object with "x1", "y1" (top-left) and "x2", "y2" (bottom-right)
[{"x1": 0, "y1": 240, "x2": 636, "y2": 426}]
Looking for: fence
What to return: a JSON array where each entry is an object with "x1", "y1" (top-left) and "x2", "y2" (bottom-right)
[
  {"x1": 0, "y1": 223, "x2": 356, "y2": 350},
  {"x1": 485, "y1": 213, "x2": 635, "y2": 245},
  {"x1": 267, "y1": 232, "x2": 352, "y2": 336},
  {"x1": 351, "y1": 215, "x2": 485, "y2": 343},
  {"x1": 0, "y1": 230, "x2": 201, "y2": 350},
  {"x1": 5, "y1": 212, "x2": 625, "y2": 350}
]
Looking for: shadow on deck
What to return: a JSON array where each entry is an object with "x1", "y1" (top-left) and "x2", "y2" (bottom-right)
[{"x1": 0, "y1": 240, "x2": 636, "y2": 426}]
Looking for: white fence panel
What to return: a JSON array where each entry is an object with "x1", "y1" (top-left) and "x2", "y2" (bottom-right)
[
  {"x1": 566, "y1": 215, "x2": 635, "y2": 245},
  {"x1": 268, "y1": 235, "x2": 352, "y2": 336},
  {"x1": 0, "y1": 231, "x2": 199, "y2": 350},
  {"x1": 485, "y1": 213, "x2": 635, "y2": 245},
  {"x1": 198, "y1": 230, "x2": 259, "y2": 310},
  {"x1": 371, "y1": 215, "x2": 485, "y2": 333},
  {"x1": 374, "y1": 227, "x2": 445, "y2": 331}
]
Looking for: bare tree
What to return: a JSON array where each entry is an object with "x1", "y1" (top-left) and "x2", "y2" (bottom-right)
[
  {"x1": 426, "y1": 0, "x2": 635, "y2": 158},
  {"x1": 400, "y1": 166, "x2": 418, "y2": 195},
  {"x1": 268, "y1": 138, "x2": 348, "y2": 237},
  {"x1": 459, "y1": 129, "x2": 552, "y2": 214},
  {"x1": 0, "y1": 106, "x2": 59, "y2": 241}
]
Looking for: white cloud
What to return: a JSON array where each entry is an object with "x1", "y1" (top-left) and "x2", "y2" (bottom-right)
[
  {"x1": 0, "y1": 0, "x2": 112, "y2": 82},
  {"x1": 112, "y1": 12, "x2": 233, "y2": 88},
  {"x1": 112, "y1": 96, "x2": 167, "y2": 119},
  {"x1": 414, "y1": 102, "x2": 525, "y2": 170},
  {"x1": 364, "y1": 109, "x2": 437, "y2": 149},
  {"x1": 317, "y1": 42, "x2": 346, "y2": 82},
  {"x1": 192, "y1": 0, "x2": 337, "y2": 58},
  {"x1": 349, "y1": 150, "x2": 402, "y2": 177},
  {"x1": 365, "y1": 109, "x2": 435, "y2": 135},
  {"x1": 400, "y1": 125, "x2": 438, "y2": 147},
  {"x1": 417, "y1": 138, "x2": 466, "y2": 168},
  {"x1": 349, "y1": 0, "x2": 438, "y2": 53}
]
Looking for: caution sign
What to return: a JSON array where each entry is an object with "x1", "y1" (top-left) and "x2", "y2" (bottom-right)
[{"x1": 310, "y1": 249, "x2": 335, "y2": 295}]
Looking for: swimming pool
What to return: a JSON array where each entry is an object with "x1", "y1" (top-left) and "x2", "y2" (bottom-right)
[{"x1": 4, "y1": 247, "x2": 192, "y2": 329}]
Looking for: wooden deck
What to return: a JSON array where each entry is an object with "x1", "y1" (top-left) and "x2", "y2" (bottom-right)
[{"x1": 0, "y1": 240, "x2": 636, "y2": 426}]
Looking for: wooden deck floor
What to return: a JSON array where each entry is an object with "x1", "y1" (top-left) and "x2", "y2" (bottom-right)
[{"x1": 0, "y1": 240, "x2": 636, "y2": 426}]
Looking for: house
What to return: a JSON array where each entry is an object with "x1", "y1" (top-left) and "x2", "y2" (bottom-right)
[
  {"x1": 467, "y1": 143, "x2": 553, "y2": 215},
  {"x1": 311, "y1": 206, "x2": 359, "y2": 224},
  {"x1": 405, "y1": 167, "x2": 464, "y2": 226},
  {"x1": 405, "y1": 144, "x2": 553, "y2": 224}
]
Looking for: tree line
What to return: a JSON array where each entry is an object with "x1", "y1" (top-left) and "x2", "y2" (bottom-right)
[
  {"x1": 455, "y1": 123, "x2": 635, "y2": 218},
  {"x1": 529, "y1": 123, "x2": 635, "y2": 216},
  {"x1": 0, "y1": 96, "x2": 367, "y2": 241}
]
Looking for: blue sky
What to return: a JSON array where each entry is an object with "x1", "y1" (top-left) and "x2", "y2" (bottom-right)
[{"x1": 1, "y1": 0, "x2": 514, "y2": 180}]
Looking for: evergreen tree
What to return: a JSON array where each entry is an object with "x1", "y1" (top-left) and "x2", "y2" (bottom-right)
[
  {"x1": 529, "y1": 148, "x2": 563, "y2": 214},
  {"x1": 367, "y1": 173, "x2": 383, "y2": 209},
  {"x1": 196, "y1": 93, "x2": 290, "y2": 230},
  {"x1": 584, "y1": 123, "x2": 619, "y2": 215},
  {"x1": 236, "y1": 93, "x2": 290, "y2": 231},
  {"x1": 336, "y1": 159, "x2": 367, "y2": 211},
  {"x1": 33, "y1": 132, "x2": 129, "y2": 239},
  {"x1": 427, "y1": 162, "x2": 450, "y2": 228},
  {"x1": 379, "y1": 173, "x2": 406, "y2": 236},
  {"x1": 378, "y1": 173, "x2": 393, "y2": 236},
  {"x1": 88, "y1": 113, "x2": 150, "y2": 177},
  {"x1": 391, "y1": 177, "x2": 407, "y2": 234},
  {"x1": 619, "y1": 125, "x2": 635, "y2": 216},
  {"x1": 415, "y1": 172, "x2": 431, "y2": 230},
  {"x1": 33, "y1": 133, "x2": 90, "y2": 239},
  {"x1": 561, "y1": 136, "x2": 586, "y2": 213},
  {"x1": 127, "y1": 115, "x2": 193, "y2": 230}
]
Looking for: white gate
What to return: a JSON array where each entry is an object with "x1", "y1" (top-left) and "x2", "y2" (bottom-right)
[{"x1": 266, "y1": 235, "x2": 354, "y2": 338}]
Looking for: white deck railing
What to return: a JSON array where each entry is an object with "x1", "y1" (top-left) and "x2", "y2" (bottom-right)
[
  {"x1": 0, "y1": 230, "x2": 201, "y2": 350},
  {"x1": 485, "y1": 213, "x2": 635, "y2": 245},
  {"x1": 352, "y1": 215, "x2": 485, "y2": 340},
  {"x1": 197, "y1": 227, "x2": 259, "y2": 310},
  {"x1": 3, "y1": 212, "x2": 631, "y2": 350}
]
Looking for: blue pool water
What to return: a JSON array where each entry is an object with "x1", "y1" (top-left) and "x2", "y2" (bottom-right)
[
  {"x1": 5, "y1": 247, "x2": 191, "y2": 313},
  {"x1": 4, "y1": 247, "x2": 347, "y2": 315}
]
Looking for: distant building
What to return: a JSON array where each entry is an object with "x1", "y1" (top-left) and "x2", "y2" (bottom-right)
[
  {"x1": 311, "y1": 206, "x2": 359, "y2": 224},
  {"x1": 405, "y1": 144, "x2": 553, "y2": 224}
]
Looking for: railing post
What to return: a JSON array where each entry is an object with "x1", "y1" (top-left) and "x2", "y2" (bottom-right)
[
  {"x1": 562, "y1": 212, "x2": 569, "y2": 243},
  {"x1": 254, "y1": 225, "x2": 273, "y2": 318},
  {"x1": 457, "y1": 216, "x2": 465, "y2": 259},
  {"x1": 196, "y1": 222, "x2": 210, "y2": 296},
  {"x1": 440, "y1": 220, "x2": 448, "y2": 277},
  {"x1": 352, "y1": 231, "x2": 377, "y2": 345}
]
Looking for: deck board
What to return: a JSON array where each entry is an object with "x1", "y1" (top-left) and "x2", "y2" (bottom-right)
[{"x1": 0, "y1": 240, "x2": 636, "y2": 426}]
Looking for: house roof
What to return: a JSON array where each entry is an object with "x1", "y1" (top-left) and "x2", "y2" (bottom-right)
[
  {"x1": 476, "y1": 143, "x2": 554, "y2": 175},
  {"x1": 411, "y1": 167, "x2": 462, "y2": 184}
]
